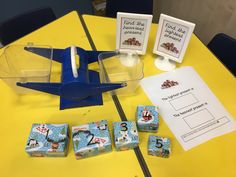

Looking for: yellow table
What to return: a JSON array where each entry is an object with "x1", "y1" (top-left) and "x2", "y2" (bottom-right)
[
  {"x1": 0, "y1": 12, "x2": 144, "y2": 177},
  {"x1": 83, "y1": 14, "x2": 236, "y2": 177}
]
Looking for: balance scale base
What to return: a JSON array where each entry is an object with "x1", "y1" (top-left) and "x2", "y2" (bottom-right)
[
  {"x1": 119, "y1": 52, "x2": 140, "y2": 67},
  {"x1": 154, "y1": 56, "x2": 176, "y2": 71}
]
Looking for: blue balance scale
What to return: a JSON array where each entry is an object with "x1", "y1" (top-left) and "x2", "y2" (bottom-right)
[{"x1": 17, "y1": 46, "x2": 126, "y2": 110}]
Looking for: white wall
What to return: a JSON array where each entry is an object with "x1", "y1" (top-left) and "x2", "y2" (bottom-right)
[{"x1": 153, "y1": 0, "x2": 236, "y2": 44}]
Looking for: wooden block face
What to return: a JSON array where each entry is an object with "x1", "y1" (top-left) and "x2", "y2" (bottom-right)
[
  {"x1": 25, "y1": 123, "x2": 69, "y2": 157},
  {"x1": 148, "y1": 135, "x2": 171, "y2": 158},
  {"x1": 113, "y1": 121, "x2": 139, "y2": 151},
  {"x1": 72, "y1": 120, "x2": 112, "y2": 159},
  {"x1": 136, "y1": 105, "x2": 159, "y2": 132}
]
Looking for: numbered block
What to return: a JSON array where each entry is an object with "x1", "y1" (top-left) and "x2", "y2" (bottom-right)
[
  {"x1": 148, "y1": 135, "x2": 171, "y2": 158},
  {"x1": 136, "y1": 106, "x2": 159, "y2": 132},
  {"x1": 72, "y1": 120, "x2": 112, "y2": 159},
  {"x1": 113, "y1": 121, "x2": 139, "y2": 151},
  {"x1": 25, "y1": 124, "x2": 69, "y2": 157}
]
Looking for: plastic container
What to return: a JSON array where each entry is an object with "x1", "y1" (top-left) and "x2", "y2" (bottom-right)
[
  {"x1": 0, "y1": 44, "x2": 52, "y2": 94},
  {"x1": 98, "y1": 51, "x2": 144, "y2": 95}
]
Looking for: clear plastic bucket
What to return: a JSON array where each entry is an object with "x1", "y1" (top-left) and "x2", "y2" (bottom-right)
[
  {"x1": 98, "y1": 51, "x2": 144, "y2": 95},
  {"x1": 0, "y1": 44, "x2": 52, "y2": 94}
]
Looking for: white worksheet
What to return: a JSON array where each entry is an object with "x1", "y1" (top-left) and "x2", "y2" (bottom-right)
[{"x1": 141, "y1": 66, "x2": 236, "y2": 150}]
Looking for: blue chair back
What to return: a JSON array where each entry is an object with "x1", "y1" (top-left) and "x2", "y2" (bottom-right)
[
  {"x1": 106, "y1": 0, "x2": 153, "y2": 18},
  {"x1": 0, "y1": 7, "x2": 56, "y2": 46},
  {"x1": 207, "y1": 33, "x2": 236, "y2": 76}
]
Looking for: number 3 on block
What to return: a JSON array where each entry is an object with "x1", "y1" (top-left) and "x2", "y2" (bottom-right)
[{"x1": 121, "y1": 123, "x2": 128, "y2": 131}]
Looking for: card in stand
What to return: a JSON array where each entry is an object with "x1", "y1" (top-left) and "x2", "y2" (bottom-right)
[{"x1": 116, "y1": 12, "x2": 153, "y2": 55}]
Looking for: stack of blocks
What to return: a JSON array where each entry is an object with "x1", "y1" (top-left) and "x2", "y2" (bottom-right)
[
  {"x1": 72, "y1": 120, "x2": 112, "y2": 159},
  {"x1": 136, "y1": 105, "x2": 171, "y2": 158},
  {"x1": 25, "y1": 123, "x2": 69, "y2": 157},
  {"x1": 113, "y1": 121, "x2": 139, "y2": 151},
  {"x1": 25, "y1": 106, "x2": 171, "y2": 159}
]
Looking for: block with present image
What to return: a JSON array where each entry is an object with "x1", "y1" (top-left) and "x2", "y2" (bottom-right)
[
  {"x1": 148, "y1": 135, "x2": 171, "y2": 158},
  {"x1": 25, "y1": 123, "x2": 69, "y2": 157},
  {"x1": 136, "y1": 105, "x2": 159, "y2": 132},
  {"x1": 113, "y1": 121, "x2": 139, "y2": 151},
  {"x1": 72, "y1": 120, "x2": 112, "y2": 159}
]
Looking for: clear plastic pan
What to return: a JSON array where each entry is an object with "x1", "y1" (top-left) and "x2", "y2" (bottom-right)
[
  {"x1": 0, "y1": 44, "x2": 52, "y2": 94},
  {"x1": 98, "y1": 51, "x2": 144, "y2": 95}
]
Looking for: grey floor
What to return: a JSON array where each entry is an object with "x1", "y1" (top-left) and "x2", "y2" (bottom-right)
[{"x1": 0, "y1": 0, "x2": 94, "y2": 24}]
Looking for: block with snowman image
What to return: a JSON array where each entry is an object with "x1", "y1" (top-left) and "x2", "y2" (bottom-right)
[
  {"x1": 136, "y1": 105, "x2": 159, "y2": 132},
  {"x1": 25, "y1": 123, "x2": 69, "y2": 157},
  {"x1": 113, "y1": 121, "x2": 139, "y2": 151},
  {"x1": 72, "y1": 120, "x2": 112, "y2": 159}
]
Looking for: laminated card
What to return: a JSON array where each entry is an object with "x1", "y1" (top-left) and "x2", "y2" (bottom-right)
[
  {"x1": 116, "y1": 12, "x2": 152, "y2": 55},
  {"x1": 153, "y1": 14, "x2": 195, "y2": 71}
]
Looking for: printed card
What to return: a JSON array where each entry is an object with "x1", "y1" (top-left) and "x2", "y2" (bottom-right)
[
  {"x1": 153, "y1": 14, "x2": 195, "y2": 63},
  {"x1": 116, "y1": 12, "x2": 153, "y2": 55}
]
